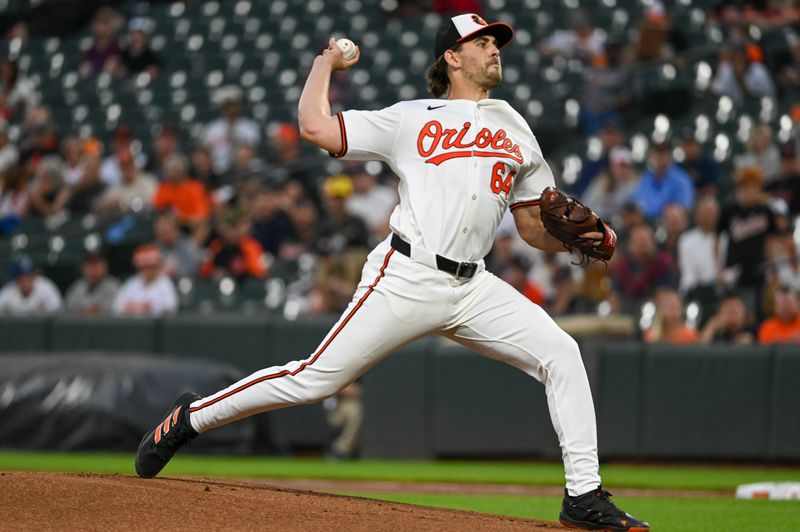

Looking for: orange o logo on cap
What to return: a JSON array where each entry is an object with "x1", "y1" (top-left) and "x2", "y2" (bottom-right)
[{"x1": 471, "y1": 15, "x2": 488, "y2": 26}]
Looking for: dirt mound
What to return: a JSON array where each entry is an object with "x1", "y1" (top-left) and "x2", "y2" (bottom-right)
[{"x1": 0, "y1": 472, "x2": 567, "y2": 531}]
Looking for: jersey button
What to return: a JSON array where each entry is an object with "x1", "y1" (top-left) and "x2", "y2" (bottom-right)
[
  {"x1": 463, "y1": 228, "x2": 468, "y2": 233},
  {"x1": 472, "y1": 195, "x2": 477, "y2": 200}
]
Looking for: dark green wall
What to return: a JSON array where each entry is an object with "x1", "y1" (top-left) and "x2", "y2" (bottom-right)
[{"x1": 1, "y1": 316, "x2": 798, "y2": 461}]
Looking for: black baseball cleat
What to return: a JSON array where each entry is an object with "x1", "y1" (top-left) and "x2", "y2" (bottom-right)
[
  {"x1": 135, "y1": 392, "x2": 201, "y2": 478},
  {"x1": 559, "y1": 485, "x2": 650, "y2": 531}
]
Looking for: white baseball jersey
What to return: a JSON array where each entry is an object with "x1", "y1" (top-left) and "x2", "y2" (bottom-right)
[
  {"x1": 112, "y1": 273, "x2": 178, "y2": 316},
  {"x1": 187, "y1": 98, "x2": 601, "y2": 498},
  {"x1": 0, "y1": 276, "x2": 63, "y2": 315},
  {"x1": 332, "y1": 99, "x2": 555, "y2": 261}
]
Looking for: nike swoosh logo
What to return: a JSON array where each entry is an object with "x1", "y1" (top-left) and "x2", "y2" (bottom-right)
[{"x1": 427, "y1": 104, "x2": 446, "y2": 110}]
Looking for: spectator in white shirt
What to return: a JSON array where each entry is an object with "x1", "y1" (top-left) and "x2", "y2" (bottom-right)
[
  {"x1": 678, "y1": 196, "x2": 721, "y2": 296},
  {"x1": 99, "y1": 127, "x2": 147, "y2": 187},
  {"x1": 711, "y1": 45, "x2": 777, "y2": 106},
  {"x1": 112, "y1": 244, "x2": 178, "y2": 316},
  {"x1": 0, "y1": 257, "x2": 63, "y2": 315},
  {"x1": 94, "y1": 146, "x2": 157, "y2": 214},
  {"x1": 203, "y1": 85, "x2": 260, "y2": 174},
  {"x1": 580, "y1": 146, "x2": 639, "y2": 221}
]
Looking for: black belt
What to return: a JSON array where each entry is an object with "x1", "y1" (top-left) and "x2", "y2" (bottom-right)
[{"x1": 391, "y1": 233, "x2": 478, "y2": 279}]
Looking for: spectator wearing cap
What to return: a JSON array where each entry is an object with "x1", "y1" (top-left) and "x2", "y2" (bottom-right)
[
  {"x1": 118, "y1": 17, "x2": 163, "y2": 78},
  {"x1": 531, "y1": 250, "x2": 581, "y2": 315},
  {"x1": 18, "y1": 106, "x2": 59, "y2": 170},
  {"x1": 99, "y1": 126, "x2": 148, "y2": 187},
  {"x1": 152, "y1": 153, "x2": 211, "y2": 227},
  {"x1": 318, "y1": 174, "x2": 369, "y2": 253},
  {"x1": 147, "y1": 125, "x2": 180, "y2": 181},
  {"x1": 501, "y1": 254, "x2": 545, "y2": 306},
  {"x1": 190, "y1": 145, "x2": 223, "y2": 192},
  {"x1": 758, "y1": 287, "x2": 800, "y2": 344},
  {"x1": 26, "y1": 155, "x2": 69, "y2": 218},
  {"x1": 615, "y1": 201, "x2": 646, "y2": 248},
  {"x1": 345, "y1": 164, "x2": 398, "y2": 242},
  {"x1": 716, "y1": 166, "x2": 782, "y2": 314},
  {"x1": 643, "y1": 289, "x2": 700, "y2": 344},
  {"x1": 631, "y1": 141, "x2": 695, "y2": 221},
  {"x1": 678, "y1": 196, "x2": 721, "y2": 300},
  {"x1": 112, "y1": 244, "x2": 178, "y2": 316},
  {"x1": 95, "y1": 147, "x2": 157, "y2": 214},
  {"x1": 711, "y1": 45, "x2": 776, "y2": 107},
  {"x1": 0, "y1": 120, "x2": 19, "y2": 174},
  {"x1": 734, "y1": 124, "x2": 781, "y2": 185},
  {"x1": 65, "y1": 251, "x2": 119, "y2": 315},
  {"x1": 0, "y1": 258, "x2": 63, "y2": 315},
  {"x1": 79, "y1": 7, "x2": 122, "y2": 77},
  {"x1": 203, "y1": 85, "x2": 260, "y2": 174},
  {"x1": 267, "y1": 123, "x2": 318, "y2": 196},
  {"x1": 65, "y1": 152, "x2": 105, "y2": 215},
  {"x1": 250, "y1": 183, "x2": 293, "y2": 256},
  {"x1": 580, "y1": 146, "x2": 638, "y2": 221},
  {"x1": 700, "y1": 292, "x2": 755, "y2": 344},
  {"x1": 611, "y1": 223, "x2": 675, "y2": 313},
  {"x1": 269, "y1": 123, "x2": 302, "y2": 166},
  {"x1": 154, "y1": 212, "x2": 204, "y2": 278},
  {"x1": 677, "y1": 128, "x2": 720, "y2": 195},
  {"x1": 201, "y1": 207, "x2": 267, "y2": 280},
  {"x1": 281, "y1": 197, "x2": 319, "y2": 260}
]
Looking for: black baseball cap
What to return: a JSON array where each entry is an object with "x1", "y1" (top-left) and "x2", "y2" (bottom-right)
[
  {"x1": 83, "y1": 250, "x2": 107, "y2": 263},
  {"x1": 434, "y1": 13, "x2": 514, "y2": 59}
]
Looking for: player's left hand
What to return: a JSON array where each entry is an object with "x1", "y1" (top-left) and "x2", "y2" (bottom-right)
[
  {"x1": 320, "y1": 37, "x2": 360, "y2": 71},
  {"x1": 539, "y1": 187, "x2": 617, "y2": 263}
]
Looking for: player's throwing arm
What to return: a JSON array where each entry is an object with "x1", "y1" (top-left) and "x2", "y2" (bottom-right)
[{"x1": 298, "y1": 37, "x2": 360, "y2": 156}]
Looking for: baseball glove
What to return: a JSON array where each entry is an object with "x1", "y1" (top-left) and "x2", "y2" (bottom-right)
[{"x1": 538, "y1": 187, "x2": 617, "y2": 264}]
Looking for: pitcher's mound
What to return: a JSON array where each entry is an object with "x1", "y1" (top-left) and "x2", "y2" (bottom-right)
[{"x1": 0, "y1": 472, "x2": 567, "y2": 531}]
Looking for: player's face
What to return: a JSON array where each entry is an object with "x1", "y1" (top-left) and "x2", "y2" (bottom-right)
[{"x1": 457, "y1": 35, "x2": 502, "y2": 90}]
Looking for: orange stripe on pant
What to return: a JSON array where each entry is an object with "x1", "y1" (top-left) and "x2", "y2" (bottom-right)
[{"x1": 189, "y1": 248, "x2": 395, "y2": 414}]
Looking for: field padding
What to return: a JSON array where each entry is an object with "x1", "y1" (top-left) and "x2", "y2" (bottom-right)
[{"x1": 0, "y1": 472, "x2": 567, "y2": 531}]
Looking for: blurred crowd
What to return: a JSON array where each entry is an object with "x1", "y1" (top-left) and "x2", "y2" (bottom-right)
[{"x1": 0, "y1": 1, "x2": 799, "y2": 346}]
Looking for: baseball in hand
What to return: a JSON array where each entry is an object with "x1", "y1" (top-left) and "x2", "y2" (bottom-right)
[{"x1": 336, "y1": 38, "x2": 357, "y2": 61}]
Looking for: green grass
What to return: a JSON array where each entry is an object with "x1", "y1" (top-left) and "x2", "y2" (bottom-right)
[
  {"x1": 2, "y1": 451, "x2": 799, "y2": 530},
  {"x1": 0, "y1": 451, "x2": 798, "y2": 491},
  {"x1": 341, "y1": 492, "x2": 800, "y2": 532}
]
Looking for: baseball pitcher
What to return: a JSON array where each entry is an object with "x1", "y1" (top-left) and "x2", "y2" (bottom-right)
[{"x1": 135, "y1": 13, "x2": 647, "y2": 531}]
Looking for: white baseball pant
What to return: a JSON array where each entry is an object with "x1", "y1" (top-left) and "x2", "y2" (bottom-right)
[{"x1": 188, "y1": 235, "x2": 601, "y2": 495}]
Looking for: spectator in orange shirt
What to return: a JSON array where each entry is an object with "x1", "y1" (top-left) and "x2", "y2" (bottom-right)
[
  {"x1": 201, "y1": 206, "x2": 267, "y2": 281},
  {"x1": 501, "y1": 254, "x2": 545, "y2": 306},
  {"x1": 758, "y1": 287, "x2": 800, "y2": 344},
  {"x1": 643, "y1": 288, "x2": 700, "y2": 344},
  {"x1": 152, "y1": 153, "x2": 210, "y2": 226}
]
